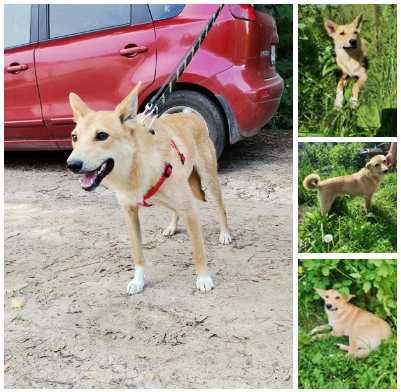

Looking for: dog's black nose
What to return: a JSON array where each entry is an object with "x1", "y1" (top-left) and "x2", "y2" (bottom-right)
[
  {"x1": 326, "y1": 304, "x2": 332, "y2": 310},
  {"x1": 349, "y1": 39, "x2": 357, "y2": 46},
  {"x1": 382, "y1": 169, "x2": 389, "y2": 173},
  {"x1": 67, "y1": 160, "x2": 83, "y2": 173}
]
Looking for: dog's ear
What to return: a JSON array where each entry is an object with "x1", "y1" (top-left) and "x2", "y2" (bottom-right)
[
  {"x1": 116, "y1": 81, "x2": 142, "y2": 127},
  {"x1": 365, "y1": 160, "x2": 372, "y2": 168},
  {"x1": 69, "y1": 93, "x2": 93, "y2": 122},
  {"x1": 345, "y1": 294, "x2": 356, "y2": 302},
  {"x1": 352, "y1": 13, "x2": 363, "y2": 30},
  {"x1": 324, "y1": 18, "x2": 338, "y2": 36},
  {"x1": 315, "y1": 288, "x2": 326, "y2": 299}
]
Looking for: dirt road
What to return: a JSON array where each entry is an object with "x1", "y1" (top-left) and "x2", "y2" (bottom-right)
[{"x1": 4, "y1": 129, "x2": 293, "y2": 388}]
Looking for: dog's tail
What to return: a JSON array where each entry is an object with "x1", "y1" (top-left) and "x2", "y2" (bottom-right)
[
  {"x1": 303, "y1": 174, "x2": 320, "y2": 190},
  {"x1": 188, "y1": 168, "x2": 206, "y2": 202}
]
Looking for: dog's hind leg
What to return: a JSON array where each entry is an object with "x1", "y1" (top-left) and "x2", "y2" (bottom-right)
[
  {"x1": 318, "y1": 192, "x2": 336, "y2": 216},
  {"x1": 335, "y1": 72, "x2": 348, "y2": 108},
  {"x1": 364, "y1": 195, "x2": 372, "y2": 212},
  {"x1": 194, "y1": 161, "x2": 231, "y2": 244},
  {"x1": 163, "y1": 211, "x2": 179, "y2": 236},
  {"x1": 350, "y1": 73, "x2": 368, "y2": 109},
  {"x1": 122, "y1": 205, "x2": 146, "y2": 295},
  {"x1": 179, "y1": 204, "x2": 214, "y2": 291},
  {"x1": 354, "y1": 349, "x2": 373, "y2": 358}
]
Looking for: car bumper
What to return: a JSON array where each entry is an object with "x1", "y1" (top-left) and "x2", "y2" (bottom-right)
[{"x1": 205, "y1": 69, "x2": 284, "y2": 142}]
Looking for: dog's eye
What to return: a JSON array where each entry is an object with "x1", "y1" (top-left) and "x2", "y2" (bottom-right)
[
  {"x1": 71, "y1": 134, "x2": 77, "y2": 142},
  {"x1": 375, "y1": 163, "x2": 379, "y2": 167},
  {"x1": 335, "y1": 296, "x2": 340, "y2": 300},
  {"x1": 354, "y1": 31, "x2": 358, "y2": 35},
  {"x1": 325, "y1": 295, "x2": 329, "y2": 299},
  {"x1": 96, "y1": 132, "x2": 109, "y2": 141},
  {"x1": 339, "y1": 31, "x2": 345, "y2": 35}
]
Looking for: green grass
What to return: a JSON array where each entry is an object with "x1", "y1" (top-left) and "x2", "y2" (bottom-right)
[
  {"x1": 298, "y1": 143, "x2": 397, "y2": 253},
  {"x1": 298, "y1": 4, "x2": 397, "y2": 137},
  {"x1": 298, "y1": 330, "x2": 397, "y2": 389}
]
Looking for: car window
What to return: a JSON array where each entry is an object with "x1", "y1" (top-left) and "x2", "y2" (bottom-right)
[
  {"x1": 49, "y1": 4, "x2": 131, "y2": 39},
  {"x1": 148, "y1": 4, "x2": 184, "y2": 21},
  {"x1": 4, "y1": 4, "x2": 31, "y2": 49}
]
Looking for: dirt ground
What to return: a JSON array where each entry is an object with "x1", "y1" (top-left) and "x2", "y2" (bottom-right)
[{"x1": 4, "y1": 128, "x2": 293, "y2": 389}]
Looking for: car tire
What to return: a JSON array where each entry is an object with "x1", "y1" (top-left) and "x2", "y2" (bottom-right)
[{"x1": 159, "y1": 90, "x2": 227, "y2": 159}]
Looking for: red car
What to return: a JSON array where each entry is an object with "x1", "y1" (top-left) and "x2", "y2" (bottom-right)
[{"x1": 4, "y1": 4, "x2": 284, "y2": 157}]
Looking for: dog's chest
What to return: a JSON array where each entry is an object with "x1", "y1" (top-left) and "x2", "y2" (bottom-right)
[{"x1": 335, "y1": 49, "x2": 365, "y2": 77}]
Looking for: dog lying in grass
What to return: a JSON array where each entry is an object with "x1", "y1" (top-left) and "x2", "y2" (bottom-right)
[
  {"x1": 309, "y1": 288, "x2": 393, "y2": 358},
  {"x1": 303, "y1": 154, "x2": 388, "y2": 215},
  {"x1": 324, "y1": 13, "x2": 368, "y2": 109}
]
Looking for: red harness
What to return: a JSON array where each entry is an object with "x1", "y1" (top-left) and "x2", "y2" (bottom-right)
[{"x1": 137, "y1": 139, "x2": 185, "y2": 207}]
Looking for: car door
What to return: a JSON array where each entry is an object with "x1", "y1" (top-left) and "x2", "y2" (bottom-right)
[
  {"x1": 34, "y1": 4, "x2": 156, "y2": 139},
  {"x1": 4, "y1": 4, "x2": 53, "y2": 144}
]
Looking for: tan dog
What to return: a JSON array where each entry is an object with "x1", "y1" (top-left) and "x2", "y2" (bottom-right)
[
  {"x1": 310, "y1": 289, "x2": 393, "y2": 358},
  {"x1": 303, "y1": 155, "x2": 388, "y2": 215},
  {"x1": 324, "y1": 13, "x2": 368, "y2": 109},
  {"x1": 66, "y1": 82, "x2": 231, "y2": 294}
]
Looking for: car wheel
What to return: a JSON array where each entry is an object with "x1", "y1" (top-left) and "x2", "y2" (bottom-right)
[{"x1": 159, "y1": 90, "x2": 227, "y2": 159}]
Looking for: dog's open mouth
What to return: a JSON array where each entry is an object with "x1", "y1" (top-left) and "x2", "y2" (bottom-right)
[{"x1": 80, "y1": 159, "x2": 114, "y2": 191}]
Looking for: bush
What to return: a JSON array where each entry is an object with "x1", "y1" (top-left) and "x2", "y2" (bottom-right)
[{"x1": 268, "y1": 4, "x2": 293, "y2": 129}]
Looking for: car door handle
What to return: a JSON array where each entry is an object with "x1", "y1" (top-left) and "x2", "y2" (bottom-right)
[
  {"x1": 119, "y1": 46, "x2": 148, "y2": 56},
  {"x1": 6, "y1": 64, "x2": 28, "y2": 73}
]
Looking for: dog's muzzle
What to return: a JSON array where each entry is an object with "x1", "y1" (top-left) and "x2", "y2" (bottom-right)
[
  {"x1": 66, "y1": 158, "x2": 114, "y2": 191},
  {"x1": 326, "y1": 304, "x2": 337, "y2": 311},
  {"x1": 344, "y1": 39, "x2": 357, "y2": 50}
]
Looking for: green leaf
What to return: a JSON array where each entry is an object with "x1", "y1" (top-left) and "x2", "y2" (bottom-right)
[{"x1": 362, "y1": 281, "x2": 371, "y2": 293}]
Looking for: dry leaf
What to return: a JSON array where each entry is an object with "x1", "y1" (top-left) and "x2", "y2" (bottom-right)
[
  {"x1": 86, "y1": 372, "x2": 103, "y2": 379},
  {"x1": 12, "y1": 297, "x2": 26, "y2": 308},
  {"x1": 4, "y1": 360, "x2": 13, "y2": 372},
  {"x1": 152, "y1": 374, "x2": 157, "y2": 381}
]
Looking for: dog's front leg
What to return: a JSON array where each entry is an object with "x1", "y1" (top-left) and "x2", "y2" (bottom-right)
[
  {"x1": 350, "y1": 73, "x2": 368, "y2": 109},
  {"x1": 180, "y1": 206, "x2": 214, "y2": 292},
  {"x1": 364, "y1": 195, "x2": 372, "y2": 212},
  {"x1": 122, "y1": 205, "x2": 146, "y2": 295},
  {"x1": 335, "y1": 72, "x2": 348, "y2": 108}
]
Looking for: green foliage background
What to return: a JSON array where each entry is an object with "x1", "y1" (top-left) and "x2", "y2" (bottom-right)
[
  {"x1": 269, "y1": 4, "x2": 293, "y2": 129},
  {"x1": 298, "y1": 143, "x2": 397, "y2": 253},
  {"x1": 298, "y1": 4, "x2": 397, "y2": 137},
  {"x1": 298, "y1": 259, "x2": 397, "y2": 389}
]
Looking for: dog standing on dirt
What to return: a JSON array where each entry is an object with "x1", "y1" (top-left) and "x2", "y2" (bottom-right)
[
  {"x1": 303, "y1": 154, "x2": 388, "y2": 215},
  {"x1": 324, "y1": 13, "x2": 368, "y2": 109},
  {"x1": 66, "y1": 82, "x2": 231, "y2": 294},
  {"x1": 309, "y1": 288, "x2": 393, "y2": 358}
]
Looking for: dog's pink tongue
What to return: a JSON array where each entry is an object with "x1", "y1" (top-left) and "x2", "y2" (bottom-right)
[{"x1": 80, "y1": 171, "x2": 97, "y2": 187}]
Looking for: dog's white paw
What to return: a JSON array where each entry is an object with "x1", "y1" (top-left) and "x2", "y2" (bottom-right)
[
  {"x1": 126, "y1": 266, "x2": 145, "y2": 295},
  {"x1": 219, "y1": 233, "x2": 232, "y2": 245},
  {"x1": 163, "y1": 226, "x2": 177, "y2": 237},
  {"x1": 334, "y1": 90, "x2": 344, "y2": 109},
  {"x1": 350, "y1": 98, "x2": 358, "y2": 109},
  {"x1": 196, "y1": 276, "x2": 214, "y2": 292}
]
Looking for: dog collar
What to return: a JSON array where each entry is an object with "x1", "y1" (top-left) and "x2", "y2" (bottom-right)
[{"x1": 138, "y1": 139, "x2": 185, "y2": 207}]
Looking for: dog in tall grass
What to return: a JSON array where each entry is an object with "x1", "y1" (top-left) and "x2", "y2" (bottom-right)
[
  {"x1": 324, "y1": 13, "x2": 368, "y2": 109},
  {"x1": 66, "y1": 82, "x2": 231, "y2": 295},
  {"x1": 303, "y1": 154, "x2": 388, "y2": 215},
  {"x1": 309, "y1": 288, "x2": 393, "y2": 358}
]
